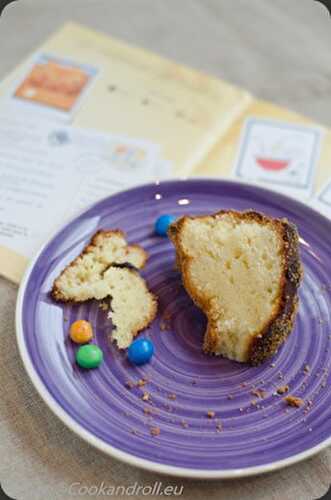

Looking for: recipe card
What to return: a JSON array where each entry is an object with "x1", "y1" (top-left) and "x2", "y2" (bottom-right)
[
  {"x1": 0, "y1": 114, "x2": 167, "y2": 258},
  {"x1": 233, "y1": 118, "x2": 322, "y2": 199}
]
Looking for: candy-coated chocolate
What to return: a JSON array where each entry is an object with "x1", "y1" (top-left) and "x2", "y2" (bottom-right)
[
  {"x1": 76, "y1": 344, "x2": 103, "y2": 369},
  {"x1": 128, "y1": 338, "x2": 154, "y2": 365},
  {"x1": 69, "y1": 320, "x2": 93, "y2": 344},
  {"x1": 155, "y1": 214, "x2": 176, "y2": 236}
]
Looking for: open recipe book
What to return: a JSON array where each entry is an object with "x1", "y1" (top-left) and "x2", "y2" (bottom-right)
[{"x1": 1, "y1": 22, "x2": 331, "y2": 284}]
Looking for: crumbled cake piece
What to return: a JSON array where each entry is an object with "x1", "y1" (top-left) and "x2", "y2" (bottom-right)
[
  {"x1": 304, "y1": 364, "x2": 311, "y2": 375},
  {"x1": 167, "y1": 393, "x2": 177, "y2": 400},
  {"x1": 52, "y1": 230, "x2": 147, "y2": 301},
  {"x1": 168, "y1": 210, "x2": 303, "y2": 365},
  {"x1": 284, "y1": 395, "x2": 304, "y2": 407},
  {"x1": 125, "y1": 380, "x2": 135, "y2": 389},
  {"x1": 142, "y1": 392, "x2": 150, "y2": 401},
  {"x1": 251, "y1": 388, "x2": 266, "y2": 398},
  {"x1": 150, "y1": 426, "x2": 160, "y2": 436},
  {"x1": 160, "y1": 321, "x2": 168, "y2": 331},
  {"x1": 52, "y1": 230, "x2": 157, "y2": 349},
  {"x1": 137, "y1": 378, "x2": 148, "y2": 387},
  {"x1": 207, "y1": 410, "x2": 215, "y2": 419},
  {"x1": 105, "y1": 267, "x2": 157, "y2": 349},
  {"x1": 277, "y1": 385, "x2": 289, "y2": 395},
  {"x1": 160, "y1": 311, "x2": 172, "y2": 332}
]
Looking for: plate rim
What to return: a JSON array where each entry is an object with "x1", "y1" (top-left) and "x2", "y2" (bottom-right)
[{"x1": 15, "y1": 177, "x2": 331, "y2": 479}]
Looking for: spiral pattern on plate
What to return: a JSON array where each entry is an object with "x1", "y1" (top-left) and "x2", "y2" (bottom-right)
[{"x1": 20, "y1": 180, "x2": 331, "y2": 472}]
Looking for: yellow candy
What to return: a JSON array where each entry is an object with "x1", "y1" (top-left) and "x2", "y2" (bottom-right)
[{"x1": 69, "y1": 320, "x2": 93, "y2": 344}]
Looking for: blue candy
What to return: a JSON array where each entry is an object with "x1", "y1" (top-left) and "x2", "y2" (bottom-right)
[
  {"x1": 155, "y1": 214, "x2": 176, "y2": 237},
  {"x1": 128, "y1": 338, "x2": 154, "y2": 365}
]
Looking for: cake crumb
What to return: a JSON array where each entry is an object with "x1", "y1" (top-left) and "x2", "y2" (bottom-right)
[
  {"x1": 207, "y1": 410, "x2": 215, "y2": 419},
  {"x1": 137, "y1": 378, "x2": 148, "y2": 387},
  {"x1": 167, "y1": 393, "x2": 177, "y2": 400},
  {"x1": 216, "y1": 423, "x2": 222, "y2": 432},
  {"x1": 125, "y1": 380, "x2": 135, "y2": 390},
  {"x1": 270, "y1": 363, "x2": 276, "y2": 368},
  {"x1": 150, "y1": 427, "x2": 160, "y2": 437},
  {"x1": 143, "y1": 407, "x2": 152, "y2": 415},
  {"x1": 181, "y1": 420, "x2": 189, "y2": 429},
  {"x1": 303, "y1": 364, "x2": 310, "y2": 374},
  {"x1": 251, "y1": 388, "x2": 266, "y2": 399},
  {"x1": 284, "y1": 395, "x2": 304, "y2": 408},
  {"x1": 142, "y1": 392, "x2": 150, "y2": 401},
  {"x1": 163, "y1": 311, "x2": 172, "y2": 321},
  {"x1": 227, "y1": 394, "x2": 234, "y2": 400},
  {"x1": 277, "y1": 385, "x2": 289, "y2": 395}
]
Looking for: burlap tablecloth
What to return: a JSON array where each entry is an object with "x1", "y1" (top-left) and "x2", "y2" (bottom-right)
[{"x1": 1, "y1": 1, "x2": 331, "y2": 498}]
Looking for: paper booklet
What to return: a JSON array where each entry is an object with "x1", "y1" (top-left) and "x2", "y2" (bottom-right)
[{"x1": 0, "y1": 22, "x2": 331, "y2": 285}]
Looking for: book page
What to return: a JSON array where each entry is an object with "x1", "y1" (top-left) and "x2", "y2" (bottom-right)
[
  {"x1": 0, "y1": 114, "x2": 164, "y2": 274},
  {"x1": 0, "y1": 23, "x2": 252, "y2": 175},
  {"x1": 193, "y1": 99, "x2": 331, "y2": 195}
]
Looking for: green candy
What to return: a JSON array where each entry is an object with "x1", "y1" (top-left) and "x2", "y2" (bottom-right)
[{"x1": 76, "y1": 344, "x2": 103, "y2": 369}]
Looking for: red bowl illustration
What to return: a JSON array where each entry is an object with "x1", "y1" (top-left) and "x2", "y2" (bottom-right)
[{"x1": 255, "y1": 157, "x2": 290, "y2": 171}]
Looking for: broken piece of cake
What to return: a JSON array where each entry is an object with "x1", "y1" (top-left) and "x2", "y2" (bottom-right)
[
  {"x1": 52, "y1": 230, "x2": 157, "y2": 349},
  {"x1": 168, "y1": 210, "x2": 303, "y2": 365}
]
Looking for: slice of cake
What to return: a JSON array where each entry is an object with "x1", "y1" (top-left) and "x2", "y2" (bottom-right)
[
  {"x1": 168, "y1": 210, "x2": 303, "y2": 365},
  {"x1": 52, "y1": 230, "x2": 157, "y2": 348}
]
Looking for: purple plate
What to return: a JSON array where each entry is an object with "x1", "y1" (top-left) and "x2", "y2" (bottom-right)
[{"x1": 16, "y1": 179, "x2": 331, "y2": 478}]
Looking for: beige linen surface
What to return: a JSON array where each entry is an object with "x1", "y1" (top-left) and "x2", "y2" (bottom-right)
[{"x1": 1, "y1": 1, "x2": 331, "y2": 499}]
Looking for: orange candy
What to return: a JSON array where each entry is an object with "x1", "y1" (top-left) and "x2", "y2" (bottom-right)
[{"x1": 69, "y1": 320, "x2": 93, "y2": 344}]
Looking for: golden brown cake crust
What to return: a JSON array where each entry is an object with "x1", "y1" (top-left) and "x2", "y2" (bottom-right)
[
  {"x1": 51, "y1": 229, "x2": 148, "y2": 303},
  {"x1": 248, "y1": 218, "x2": 303, "y2": 365},
  {"x1": 168, "y1": 210, "x2": 303, "y2": 366}
]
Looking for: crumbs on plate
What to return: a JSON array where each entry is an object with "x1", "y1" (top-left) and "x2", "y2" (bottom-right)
[
  {"x1": 150, "y1": 426, "x2": 160, "y2": 437},
  {"x1": 284, "y1": 395, "x2": 304, "y2": 408}
]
